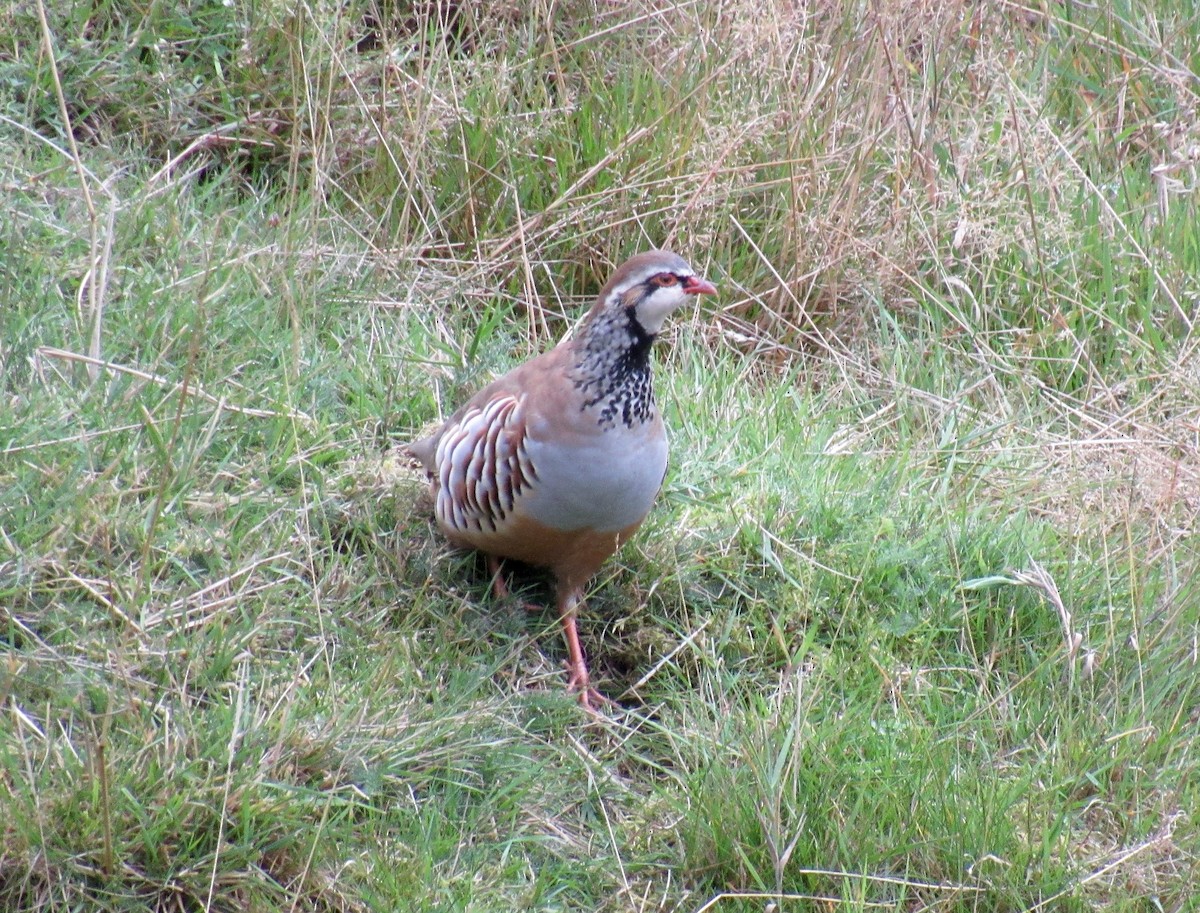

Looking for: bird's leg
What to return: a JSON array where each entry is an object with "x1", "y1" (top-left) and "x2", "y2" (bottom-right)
[
  {"x1": 558, "y1": 590, "x2": 612, "y2": 712},
  {"x1": 487, "y1": 555, "x2": 544, "y2": 615},
  {"x1": 486, "y1": 555, "x2": 509, "y2": 601}
]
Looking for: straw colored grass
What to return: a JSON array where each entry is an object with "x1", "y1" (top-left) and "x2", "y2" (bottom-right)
[{"x1": 2, "y1": 1, "x2": 1197, "y2": 910}]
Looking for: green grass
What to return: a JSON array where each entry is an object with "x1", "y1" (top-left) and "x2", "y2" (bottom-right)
[{"x1": 2, "y1": 0, "x2": 1199, "y2": 910}]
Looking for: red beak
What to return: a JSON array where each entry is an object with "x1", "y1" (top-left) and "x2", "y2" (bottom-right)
[{"x1": 683, "y1": 275, "x2": 717, "y2": 296}]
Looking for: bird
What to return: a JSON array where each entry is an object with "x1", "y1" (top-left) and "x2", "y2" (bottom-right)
[{"x1": 408, "y1": 250, "x2": 717, "y2": 710}]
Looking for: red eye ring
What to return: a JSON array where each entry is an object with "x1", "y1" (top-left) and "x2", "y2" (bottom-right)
[{"x1": 651, "y1": 273, "x2": 678, "y2": 287}]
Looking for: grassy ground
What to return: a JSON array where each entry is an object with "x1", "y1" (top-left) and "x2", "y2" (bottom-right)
[{"x1": 2, "y1": 1, "x2": 1198, "y2": 910}]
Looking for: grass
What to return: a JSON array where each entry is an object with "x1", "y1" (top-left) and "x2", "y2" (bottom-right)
[{"x1": 2, "y1": 0, "x2": 1198, "y2": 910}]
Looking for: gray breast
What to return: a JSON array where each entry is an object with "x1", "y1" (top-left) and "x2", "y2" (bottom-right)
[{"x1": 520, "y1": 424, "x2": 668, "y2": 533}]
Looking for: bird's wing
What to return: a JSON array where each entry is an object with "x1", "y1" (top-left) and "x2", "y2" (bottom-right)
[{"x1": 431, "y1": 391, "x2": 537, "y2": 536}]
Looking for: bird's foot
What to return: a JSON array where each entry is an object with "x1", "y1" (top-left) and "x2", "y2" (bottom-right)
[
  {"x1": 567, "y1": 666, "x2": 614, "y2": 714},
  {"x1": 578, "y1": 687, "x2": 615, "y2": 714}
]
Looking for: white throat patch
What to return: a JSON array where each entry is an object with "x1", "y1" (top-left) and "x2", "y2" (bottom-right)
[{"x1": 631, "y1": 283, "x2": 691, "y2": 335}]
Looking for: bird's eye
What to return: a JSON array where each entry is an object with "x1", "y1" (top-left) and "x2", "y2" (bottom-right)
[{"x1": 650, "y1": 273, "x2": 678, "y2": 287}]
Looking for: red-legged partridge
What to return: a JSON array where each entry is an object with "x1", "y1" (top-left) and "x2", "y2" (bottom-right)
[{"x1": 409, "y1": 250, "x2": 717, "y2": 709}]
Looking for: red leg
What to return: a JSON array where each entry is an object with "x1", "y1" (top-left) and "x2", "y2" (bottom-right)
[
  {"x1": 488, "y1": 555, "x2": 543, "y2": 614},
  {"x1": 558, "y1": 590, "x2": 612, "y2": 712},
  {"x1": 487, "y1": 555, "x2": 509, "y2": 601}
]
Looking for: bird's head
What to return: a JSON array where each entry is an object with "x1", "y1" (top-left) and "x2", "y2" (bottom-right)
[{"x1": 594, "y1": 250, "x2": 717, "y2": 337}]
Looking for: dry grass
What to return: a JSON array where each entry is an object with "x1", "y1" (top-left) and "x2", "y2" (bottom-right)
[{"x1": 2, "y1": 0, "x2": 1198, "y2": 910}]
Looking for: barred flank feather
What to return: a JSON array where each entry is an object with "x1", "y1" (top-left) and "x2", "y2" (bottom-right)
[{"x1": 433, "y1": 394, "x2": 532, "y2": 535}]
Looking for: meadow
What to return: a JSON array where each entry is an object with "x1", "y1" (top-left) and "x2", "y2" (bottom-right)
[{"x1": 1, "y1": 1, "x2": 1197, "y2": 910}]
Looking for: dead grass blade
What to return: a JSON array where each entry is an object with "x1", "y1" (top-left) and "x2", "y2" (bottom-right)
[{"x1": 33, "y1": 347, "x2": 314, "y2": 424}]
